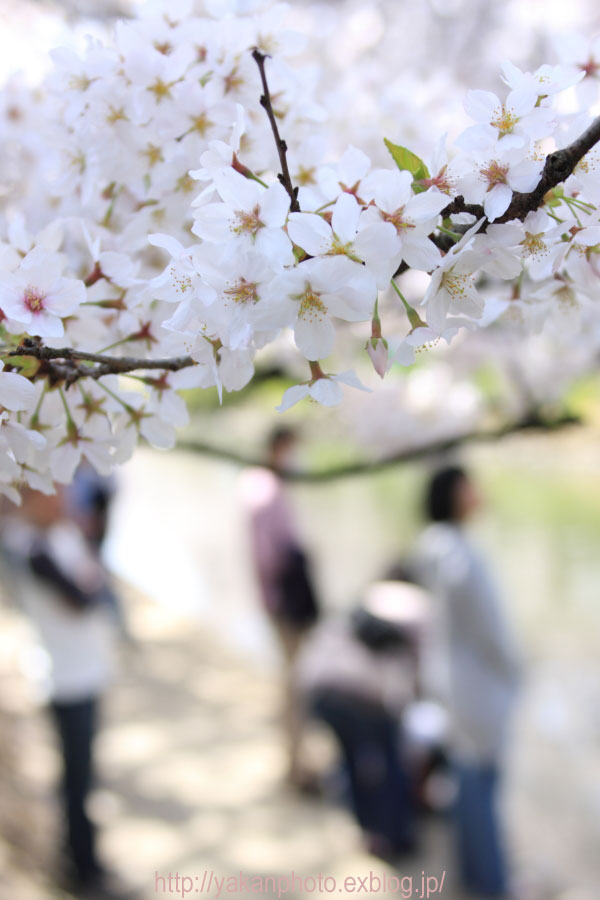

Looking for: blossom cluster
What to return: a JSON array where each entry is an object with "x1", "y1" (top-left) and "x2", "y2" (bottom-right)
[{"x1": 1, "y1": 0, "x2": 600, "y2": 500}]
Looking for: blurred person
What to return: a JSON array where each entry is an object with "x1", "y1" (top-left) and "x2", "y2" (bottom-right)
[
  {"x1": 68, "y1": 461, "x2": 117, "y2": 551},
  {"x1": 416, "y1": 465, "x2": 522, "y2": 898},
  {"x1": 1, "y1": 487, "x2": 119, "y2": 895},
  {"x1": 240, "y1": 426, "x2": 319, "y2": 788},
  {"x1": 295, "y1": 581, "x2": 428, "y2": 858},
  {"x1": 67, "y1": 464, "x2": 129, "y2": 640}
]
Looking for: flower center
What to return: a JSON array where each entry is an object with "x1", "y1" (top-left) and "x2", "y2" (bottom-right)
[
  {"x1": 190, "y1": 113, "x2": 212, "y2": 136},
  {"x1": 420, "y1": 166, "x2": 454, "y2": 195},
  {"x1": 328, "y1": 235, "x2": 356, "y2": 256},
  {"x1": 522, "y1": 232, "x2": 547, "y2": 257},
  {"x1": 142, "y1": 143, "x2": 164, "y2": 167},
  {"x1": 68, "y1": 74, "x2": 92, "y2": 92},
  {"x1": 175, "y1": 173, "x2": 195, "y2": 193},
  {"x1": 571, "y1": 240, "x2": 594, "y2": 258},
  {"x1": 480, "y1": 160, "x2": 508, "y2": 188},
  {"x1": 441, "y1": 271, "x2": 474, "y2": 299},
  {"x1": 24, "y1": 287, "x2": 46, "y2": 313},
  {"x1": 490, "y1": 105, "x2": 519, "y2": 137},
  {"x1": 381, "y1": 207, "x2": 414, "y2": 233},
  {"x1": 232, "y1": 205, "x2": 264, "y2": 238},
  {"x1": 106, "y1": 105, "x2": 127, "y2": 124},
  {"x1": 580, "y1": 58, "x2": 600, "y2": 78},
  {"x1": 224, "y1": 278, "x2": 259, "y2": 304},
  {"x1": 170, "y1": 268, "x2": 193, "y2": 293},
  {"x1": 555, "y1": 286, "x2": 578, "y2": 309},
  {"x1": 70, "y1": 151, "x2": 86, "y2": 174},
  {"x1": 295, "y1": 165, "x2": 316, "y2": 186},
  {"x1": 147, "y1": 78, "x2": 174, "y2": 102},
  {"x1": 297, "y1": 286, "x2": 327, "y2": 321},
  {"x1": 575, "y1": 152, "x2": 598, "y2": 175},
  {"x1": 224, "y1": 67, "x2": 244, "y2": 94}
]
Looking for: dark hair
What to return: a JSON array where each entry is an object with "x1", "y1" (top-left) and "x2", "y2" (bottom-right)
[
  {"x1": 425, "y1": 465, "x2": 467, "y2": 522},
  {"x1": 351, "y1": 607, "x2": 410, "y2": 653},
  {"x1": 268, "y1": 425, "x2": 297, "y2": 453}
]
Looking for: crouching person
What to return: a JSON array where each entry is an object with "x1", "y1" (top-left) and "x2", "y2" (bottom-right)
[{"x1": 295, "y1": 581, "x2": 428, "y2": 859}]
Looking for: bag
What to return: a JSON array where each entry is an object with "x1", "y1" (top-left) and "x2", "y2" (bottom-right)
[{"x1": 276, "y1": 546, "x2": 320, "y2": 627}]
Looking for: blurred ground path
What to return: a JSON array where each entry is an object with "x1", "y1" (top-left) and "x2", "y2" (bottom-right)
[
  {"x1": 0, "y1": 583, "x2": 453, "y2": 900},
  {"x1": 1, "y1": 575, "x2": 599, "y2": 900}
]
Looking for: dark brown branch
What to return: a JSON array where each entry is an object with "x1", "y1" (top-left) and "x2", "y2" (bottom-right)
[
  {"x1": 177, "y1": 410, "x2": 580, "y2": 483},
  {"x1": 8, "y1": 340, "x2": 195, "y2": 387},
  {"x1": 439, "y1": 197, "x2": 485, "y2": 219},
  {"x1": 251, "y1": 48, "x2": 300, "y2": 212},
  {"x1": 440, "y1": 114, "x2": 600, "y2": 226}
]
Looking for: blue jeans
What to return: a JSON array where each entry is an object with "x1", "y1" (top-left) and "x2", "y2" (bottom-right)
[
  {"x1": 455, "y1": 763, "x2": 508, "y2": 897},
  {"x1": 50, "y1": 696, "x2": 101, "y2": 882},
  {"x1": 312, "y1": 689, "x2": 416, "y2": 851}
]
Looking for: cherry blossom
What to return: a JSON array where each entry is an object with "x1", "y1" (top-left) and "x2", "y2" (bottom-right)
[
  {"x1": 421, "y1": 221, "x2": 486, "y2": 331},
  {"x1": 455, "y1": 149, "x2": 543, "y2": 221},
  {"x1": 287, "y1": 191, "x2": 400, "y2": 287},
  {"x1": 258, "y1": 256, "x2": 376, "y2": 359},
  {"x1": 192, "y1": 168, "x2": 294, "y2": 266},
  {"x1": 0, "y1": 1, "x2": 599, "y2": 499},
  {"x1": 0, "y1": 250, "x2": 86, "y2": 338},
  {"x1": 360, "y1": 169, "x2": 449, "y2": 270},
  {"x1": 457, "y1": 88, "x2": 555, "y2": 152},
  {"x1": 277, "y1": 369, "x2": 370, "y2": 412}
]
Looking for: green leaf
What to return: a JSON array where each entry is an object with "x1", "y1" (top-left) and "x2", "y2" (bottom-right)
[{"x1": 384, "y1": 139, "x2": 430, "y2": 183}]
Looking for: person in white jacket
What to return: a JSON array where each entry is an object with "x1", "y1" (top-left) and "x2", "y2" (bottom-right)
[
  {"x1": 415, "y1": 465, "x2": 522, "y2": 898},
  {"x1": 2, "y1": 487, "x2": 118, "y2": 893}
]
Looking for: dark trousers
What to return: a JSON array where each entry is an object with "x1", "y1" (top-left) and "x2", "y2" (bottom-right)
[
  {"x1": 312, "y1": 689, "x2": 415, "y2": 850},
  {"x1": 50, "y1": 696, "x2": 100, "y2": 881},
  {"x1": 455, "y1": 763, "x2": 508, "y2": 897}
]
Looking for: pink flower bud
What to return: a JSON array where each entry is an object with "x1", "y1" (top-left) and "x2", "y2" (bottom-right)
[{"x1": 367, "y1": 338, "x2": 388, "y2": 379}]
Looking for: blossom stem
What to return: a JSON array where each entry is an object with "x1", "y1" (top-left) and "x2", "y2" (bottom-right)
[
  {"x1": 97, "y1": 379, "x2": 134, "y2": 413},
  {"x1": 97, "y1": 334, "x2": 141, "y2": 354},
  {"x1": 232, "y1": 154, "x2": 269, "y2": 188},
  {"x1": 247, "y1": 172, "x2": 269, "y2": 189},
  {"x1": 390, "y1": 279, "x2": 425, "y2": 329},
  {"x1": 58, "y1": 387, "x2": 75, "y2": 428},
  {"x1": 308, "y1": 360, "x2": 325, "y2": 381},
  {"x1": 314, "y1": 200, "x2": 336, "y2": 213},
  {"x1": 29, "y1": 382, "x2": 48, "y2": 428},
  {"x1": 101, "y1": 185, "x2": 122, "y2": 228},
  {"x1": 437, "y1": 225, "x2": 461, "y2": 242},
  {"x1": 371, "y1": 299, "x2": 382, "y2": 339},
  {"x1": 564, "y1": 197, "x2": 583, "y2": 227}
]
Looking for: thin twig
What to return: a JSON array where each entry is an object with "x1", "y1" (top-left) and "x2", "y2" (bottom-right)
[
  {"x1": 251, "y1": 48, "x2": 300, "y2": 212},
  {"x1": 8, "y1": 341, "x2": 195, "y2": 387}
]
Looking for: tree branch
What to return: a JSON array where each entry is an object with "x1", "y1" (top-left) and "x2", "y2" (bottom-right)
[
  {"x1": 252, "y1": 48, "x2": 300, "y2": 212},
  {"x1": 177, "y1": 410, "x2": 580, "y2": 482},
  {"x1": 8, "y1": 340, "x2": 195, "y2": 387},
  {"x1": 440, "y1": 114, "x2": 600, "y2": 225}
]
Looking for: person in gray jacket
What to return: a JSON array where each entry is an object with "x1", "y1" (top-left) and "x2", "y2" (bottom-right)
[{"x1": 416, "y1": 465, "x2": 522, "y2": 898}]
